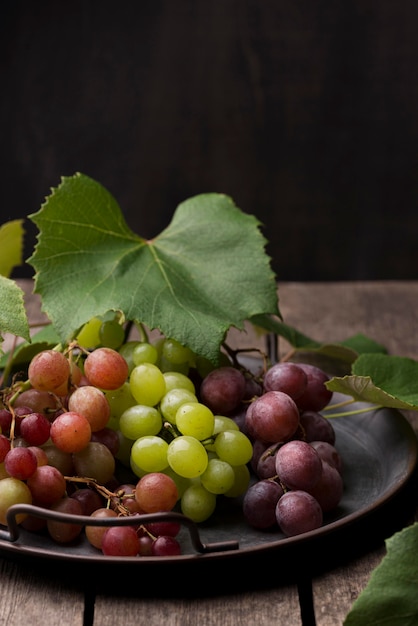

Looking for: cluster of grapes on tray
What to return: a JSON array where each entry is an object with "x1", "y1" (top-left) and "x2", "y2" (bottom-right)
[
  {"x1": 242, "y1": 362, "x2": 343, "y2": 535},
  {"x1": 0, "y1": 315, "x2": 343, "y2": 557}
]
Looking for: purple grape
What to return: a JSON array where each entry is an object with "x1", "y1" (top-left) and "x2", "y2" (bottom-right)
[
  {"x1": 307, "y1": 461, "x2": 344, "y2": 512},
  {"x1": 263, "y1": 362, "x2": 308, "y2": 400},
  {"x1": 151, "y1": 535, "x2": 182, "y2": 556},
  {"x1": 243, "y1": 479, "x2": 284, "y2": 529},
  {"x1": 256, "y1": 443, "x2": 279, "y2": 479},
  {"x1": 242, "y1": 374, "x2": 263, "y2": 400},
  {"x1": 250, "y1": 439, "x2": 270, "y2": 473},
  {"x1": 299, "y1": 410, "x2": 336, "y2": 444},
  {"x1": 275, "y1": 439, "x2": 322, "y2": 491},
  {"x1": 294, "y1": 364, "x2": 333, "y2": 412},
  {"x1": 245, "y1": 391, "x2": 300, "y2": 444},
  {"x1": 70, "y1": 487, "x2": 104, "y2": 515},
  {"x1": 199, "y1": 366, "x2": 246, "y2": 414},
  {"x1": 309, "y1": 440, "x2": 343, "y2": 473},
  {"x1": 276, "y1": 490, "x2": 323, "y2": 536}
]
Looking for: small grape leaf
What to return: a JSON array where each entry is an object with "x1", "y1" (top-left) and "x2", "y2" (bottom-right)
[
  {"x1": 250, "y1": 314, "x2": 320, "y2": 349},
  {"x1": 0, "y1": 219, "x2": 24, "y2": 277},
  {"x1": 0, "y1": 324, "x2": 61, "y2": 370},
  {"x1": 340, "y1": 333, "x2": 387, "y2": 355},
  {"x1": 326, "y1": 353, "x2": 418, "y2": 409},
  {"x1": 28, "y1": 173, "x2": 279, "y2": 364},
  {"x1": 344, "y1": 522, "x2": 418, "y2": 626},
  {"x1": 0, "y1": 276, "x2": 31, "y2": 350}
]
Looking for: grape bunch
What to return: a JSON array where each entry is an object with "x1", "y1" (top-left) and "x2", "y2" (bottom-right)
[
  {"x1": 242, "y1": 361, "x2": 344, "y2": 536},
  {"x1": 0, "y1": 316, "x2": 255, "y2": 556},
  {"x1": 0, "y1": 312, "x2": 343, "y2": 555}
]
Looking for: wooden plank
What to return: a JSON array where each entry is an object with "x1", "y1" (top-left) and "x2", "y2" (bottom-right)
[
  {"x1": 93, "y1": 587, "x2": 302, "y2": 626},
  {"x1": 312, "y1": 549, "x2": 385, "y2": 626},
  {"x1": 0, "y1": 558, "x2": 85, "y2": 626}
]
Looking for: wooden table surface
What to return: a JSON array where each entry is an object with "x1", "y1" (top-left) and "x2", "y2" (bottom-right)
[{"x1": 1, "y1": 280, "x2": 417, "y2": 626}]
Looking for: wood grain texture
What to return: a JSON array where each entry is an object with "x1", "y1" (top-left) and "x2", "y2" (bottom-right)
[
  {"x1": 312, "y1": 550, "x2": 385, "y2": 626},
  {"x1": 0, "y1": 559, "x2": 85, "y2": 626},
  {"x1": 92, "y1": 587, "x2": 302, "y2": 626}
]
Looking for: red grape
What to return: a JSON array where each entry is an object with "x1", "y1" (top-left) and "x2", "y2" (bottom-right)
[
  {"x1": 85, "y1": 507, "x2": 118, "y2": 549},
  {"x1": 19, "y1": 412, "x2": 51, "y2": 446},
  {"x1": 135, "y1": 473, "x2": 178, "y2": 513},
  {"x1": 151, "y1": 535, "x2": 181, "y2": 556},
  {"x1": 68, "y1": 385, "x2": 111, "y2": 432},
  {"x1": 50, "y1": 411, "x2": 92, "y2": 453},
  {"x1": 27, "y1": 464, "x2": 67, "y2": 505},
  {"x1": 84, "y1": 347, "x2": 129, "y2": 391},
  {"x1": 101, "y1": 525, "x2": 140, "y2": 556},
  {"x1": 28, "y1": 349, "x2": 70, "y2": 393},
  {"x1": 47, "y1": 496, "x2": 84, "y2": 543},
  {"x1": 4, "y1": 446, "x2": 38, "y2": 480}
]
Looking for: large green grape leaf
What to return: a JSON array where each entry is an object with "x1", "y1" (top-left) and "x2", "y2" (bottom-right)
[
  {"x1": 28, "y1": 173, "x2": 279, "y2": 364},
  {"x1": 344, "y1": 523, "x2": 418, "y2": 625},
  {"x1": 0, "y1": 275, "x2": 31, "y2": 351},
  {"x1": 326, "y1": 353, "x2": 418, "y2": 409},
  {"x1": 0, "y1": 219, "x2": 24, "y2": 277}
]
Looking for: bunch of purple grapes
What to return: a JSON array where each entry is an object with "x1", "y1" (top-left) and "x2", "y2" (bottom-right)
[{"x1": 200, "y1": 361, "x2": 343, "y2": 537}]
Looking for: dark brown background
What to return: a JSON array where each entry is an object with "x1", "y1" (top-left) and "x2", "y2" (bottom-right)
[{"x1": 2, "y1": 1, "x2": 417, "y2": 280}]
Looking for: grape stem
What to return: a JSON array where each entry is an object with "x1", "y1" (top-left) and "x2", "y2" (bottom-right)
[
  {"x1": 64, "y1": 475, "x2": 134, "y2": 516},
  {"x1": 324, "y1": 405, "x2": 383, "y2": 418},
  {"x1": 221, "y1": 342, "x2": 268, "y2": 378},
  {"x1": 323, "y1": 398, "x2": 357, "y2": 411}
]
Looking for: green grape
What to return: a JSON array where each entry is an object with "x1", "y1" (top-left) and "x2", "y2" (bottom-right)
[
  {"x1": 213, "y1": 415, "x2": 240, "y2": 434},
  {"x1": 129, "y1": 362, "x2": 166, "y2": 406},
  {"x1": 163, "y1": 371, "x2": 196, "y2": 394},
  {"x1": 159, "y1": 355, "x2": 189, "y2": 375},
  {"x1": 214, "y1": 430, "x2": 253, "y2": 466},
  {"x1": 119, "y1": 404, "x2": 163, "y2": 439},
  {"x1": 204, "y1": 416, "x2": 238, "y2": 453},
  {"x1": 99, "y1": 319, "x2": 125, "y2": 349},
  {"x1": 0, "y1": 477, "x2": 33, "y2": 525},
  {"x1": 76, "y1": 316, "x2": 102, "y2": 349},
  {"x1": 105, "y1": 382, "x2": 136, "y2": 418},
  {"x1": 200, "y1": 458, "x2": 235, "y2": 494},
  {"x1": 224, "y1": 464, "x2": 251, "y2": 497},
  {"x1": 162, "y1": 466, "x2": 191, "y2": 499},
  {"x1": 132, "y1": 342, "x2": 159, "y2": 366},
  {"x1": 167, "y1": 435, "x2": 208, "y2": 478},
  {"x1": 175, "y1": 402, "x2": 215, "y2": 440},
  {"x1": 118, "y1": 341, "x2": 140, "y2": 374},
  {"x1": 130, "y1": 455, "x2": 147, "y2": 478},
  {"x1": 130, "y1": 435, "x2": 169, "y2": 473},
  {"x1": 159, "y1": 388, "x2": 198, "y2": 424},
  {"x1": 181, "y1": 482, "x2": 216, "y2": 522},
  {"x1": 162, "y1": 338, "x2": 194, "y2": 365}
]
